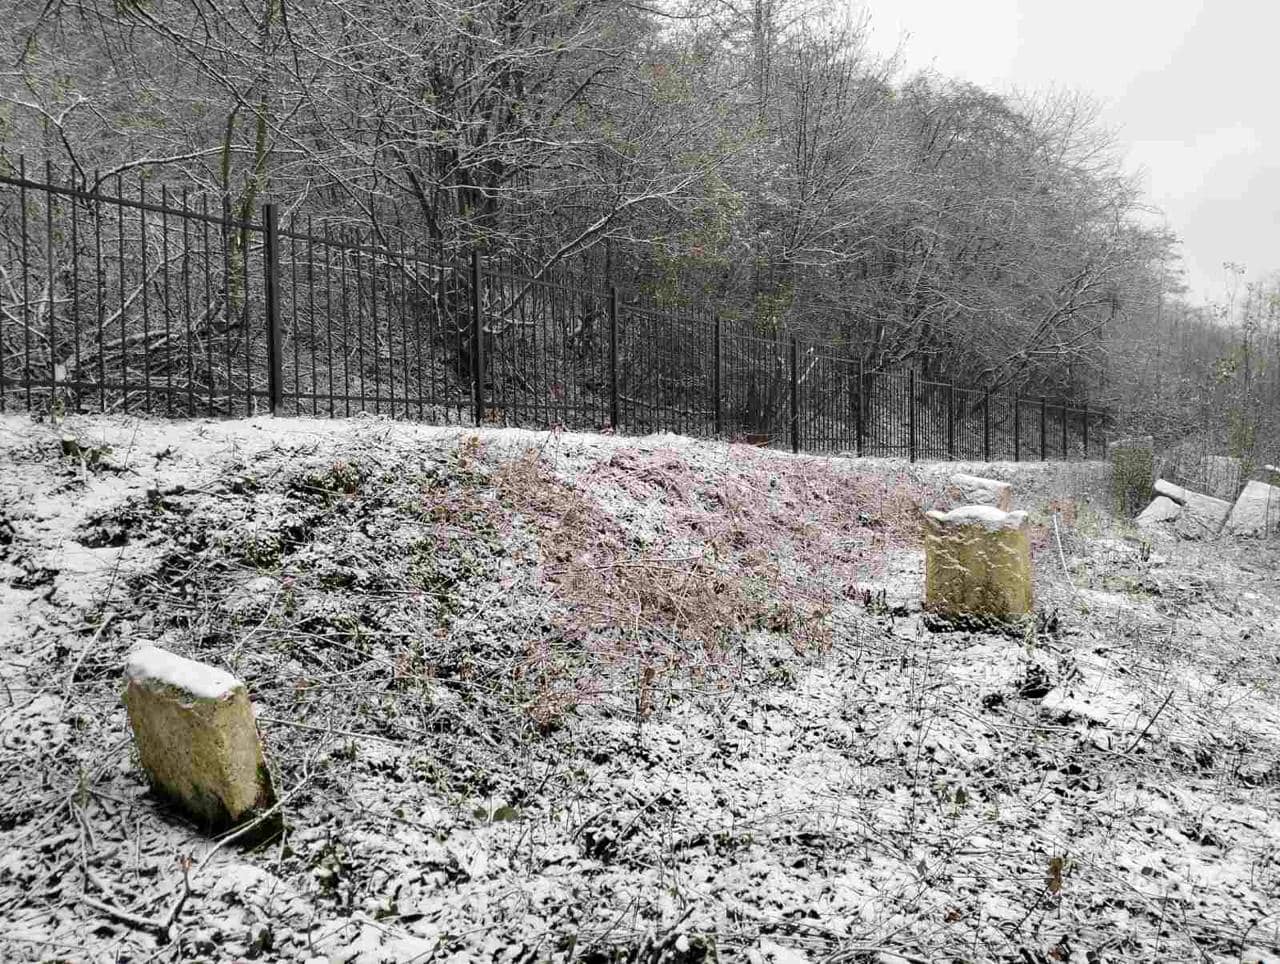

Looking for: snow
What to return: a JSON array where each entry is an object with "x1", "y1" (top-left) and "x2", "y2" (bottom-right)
[
  {"x1": 125, "y1": 644, "x2": 242, "y2": 700},
  {"x1": 1, "y1": 412, "x2": 1278, "y2": 962},
  {"x1": 926, "y1": 505, "x2": 1027, "y2": 530},
  {"x1": 1225, "y1": 479, "x2": 1280, "y2": 537},
  {"x1": 1135, "y1": 493, "x2": 1182, "y2": 526}
]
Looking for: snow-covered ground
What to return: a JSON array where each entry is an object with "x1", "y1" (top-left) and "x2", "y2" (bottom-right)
[{"x1": 1, "y1": 413, "x2": 1277, "y2": 963}]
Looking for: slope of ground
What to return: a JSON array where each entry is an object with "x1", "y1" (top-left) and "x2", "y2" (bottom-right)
[{"x1": 0, "y1": 414, "x2": 1277, "y2": 963}]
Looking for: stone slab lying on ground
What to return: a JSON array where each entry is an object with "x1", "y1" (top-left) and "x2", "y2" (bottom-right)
[
  {"x1": 1224, "y1": 480, "x2": 1280, "y2": 537},
  {"x1": 948, "y1": 473, "x2": 1013, "y2": 511},
  {"x1": 923, "y1": 505, "x2": 1032, "y2": 626},
  {"x1": 1136, "y1": 495, "x2": 1182, "y2": 527},
  {"x1": 1152, "y1": 478, "x2": 1232, "y2": 536},
  {"x1": 124, "y1": 645, "x2": 277, "y2": 832}
]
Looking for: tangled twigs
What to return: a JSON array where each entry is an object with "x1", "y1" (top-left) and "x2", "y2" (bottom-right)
[{"x1": 59, "y1": 610, "x2": 114, "y2": 718}]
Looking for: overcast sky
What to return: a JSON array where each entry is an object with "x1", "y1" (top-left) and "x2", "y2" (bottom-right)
[{"x1": 857, "y1": 0, "x2": 1278, "y2": 306}]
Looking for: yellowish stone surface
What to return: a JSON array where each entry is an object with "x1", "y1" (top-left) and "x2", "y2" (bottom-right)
[
  {"x1": 924, "y1": 506, "x2": 1033, "y2": 625},
  {"x1": 124, "y1": 646, "x2": 276, "y2": 831}
]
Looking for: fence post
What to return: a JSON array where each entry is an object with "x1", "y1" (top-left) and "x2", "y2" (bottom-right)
[
  {"x1": 789, "y1": 336, "x2": 800, "y2": 454},
  {"x1": 855, "y1": 358, "x2": 864, "y2": 457},
  {"x1": 263, "y1": 203, "x2": 284, "y2": 416},
  {"x1": 1082, "y1": 403, "x2": 1089, "y2": 458},
  {"x1": 608, "y1": 286, "x2": 619, "y2": 431},
  {"x1": 46, "y1": 160, "x2": 58, "y2": 406},
  {"x1": 1040, "y1": 396, "x2": 1047, "y2": 461},
  {"x1": 470, "y1": 250, "x2": 484, "y2": 426},
  {"x1": 1014, "y1": 394, "x2": 1021, "y2": 462},
  {"x1": 946, "y1": 382, "x2": 955, "y2": 460},
  {"x1": 908, "y1": 369, "x2": 917, "y2": 463},
  {"x1": 713, "y1": 313, "x2": 722, "y2": 437},
  {"x1": 983, "y1": 389, "x2": 991, "y2": 462},
  {"x1": 1060, "y1": 402, "x2": 1068, "y2": 459}
]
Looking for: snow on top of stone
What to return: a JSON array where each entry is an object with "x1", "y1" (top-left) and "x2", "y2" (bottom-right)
[
  {"x1": 926, "y1": 505, "x2": 1027, "y2": 530},
  {"x1": 1153, "y1": 478, "x2": 1189, "y2": 504},
  {"x1": 125, "y1": 644, "x2": 242, "y2": 700}
]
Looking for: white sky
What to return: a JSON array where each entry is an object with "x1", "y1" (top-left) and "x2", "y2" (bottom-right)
[{"x1": 857, "y1": 0, "x2": 1278, "y2": 306}]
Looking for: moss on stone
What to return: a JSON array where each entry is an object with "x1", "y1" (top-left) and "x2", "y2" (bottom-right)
[
  {"x1": 1110, "y1": 438, "x2": 1154, "y2": 517},
  {"x1": 124, "y1": 653, "x2": 278, "y2": 837}
]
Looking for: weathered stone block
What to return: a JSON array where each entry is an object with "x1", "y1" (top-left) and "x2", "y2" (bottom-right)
[
  {"x1": 1136, "y1": 495, "x2": 1182, "y2": 527},
  {"x1": 1108, "y1": 436, "x2": 1154, "y2": 517},
  {"x1": 948, "y1": 473, "x2": 1013, "y2": 511},
  {"x1": 1224, "y1": 480, "x2": 1280, "y2": 537},
  {"x1": 924, "y1": 506, "x2": 1033, "y2": 627},
  {"x1": 1152, "y1": 479, "x2": 1232, "y2": 536},
  {"x1": 124, "y1": 645, "x2": 276, "y2": 832}
]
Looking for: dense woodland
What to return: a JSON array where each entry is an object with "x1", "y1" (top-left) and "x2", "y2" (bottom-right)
[{"x1": 1, "y1": 0, "x2": 1276, "y2": 456}]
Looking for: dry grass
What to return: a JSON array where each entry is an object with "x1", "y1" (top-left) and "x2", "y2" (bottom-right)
[{"x1": 482, "y1": 443, "x2": 932, "y2": 728}]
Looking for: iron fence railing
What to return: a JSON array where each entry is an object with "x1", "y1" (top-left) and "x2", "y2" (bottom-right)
[{"x1": 0, "y1": 161, "x2": 1115, "y2": 460}]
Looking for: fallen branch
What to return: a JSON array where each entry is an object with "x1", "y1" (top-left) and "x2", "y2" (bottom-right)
[
  {"x1": 1124, "y1": 689, "x2": 1175, "y2": 754},
  {"x1": 80, "y1": 894, "x2": 166, "y2": 937}
]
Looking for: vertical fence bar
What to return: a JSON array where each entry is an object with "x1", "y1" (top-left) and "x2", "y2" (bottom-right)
[
  {"x1": 908, "y1": 369, "x2": 917, "y2": 462},
  {"x1": 95, "y1": 171, "x2": 106, "y2": 412},
  {"x1": 45, "y1": 161, "x2": 57, "y2": 406},
  {"x1": 856, "y1": 359, "x2": 864, "y2": 457},
  {"x1": 789, "y1": 335, "x2": 799, "y2": 454},
  {"x1": 309, "y1": 224, "x2": 319, "y2": 416},
  {"x1": 69, "y1": 171, "x2": 81, "y2": 412},
  {"x1": 1040, "y1": 396, "x2": 1047, "y2": 461},
  {"x1": 19, "y1": 157, "x2": 30, "y2": 409},
  {"x1": 220, "y1": 196, "x2": 233, "y2": 414},
  {"x1": 338, "y1": 229, "x2": 352, "y2": 417},
  {"x1": 1014, "y1": 394, "x2": 1021, "y2": 461},
  {"x1": 263, "y1": 204, "x2": 284, "y2": 416},
  {"x1": 182, "y1": 189, "x2": 194, "y2": 415},
  {"x1": 322, "y1": 227, "x2": 335, "y2": 417},
  {"x1": 1083, "y1": 403, "x2": 1089, "y2": 458},
  {"x1": 713, "y1": 313, "x2": 722, "y2": 437},
  {"x1": 353, "y1": 234, "x2": 366, "y2": 412},
  {"x1": 160, "y1": 186, "x2": 172, "y2": 414},
  {"x1": 119, "y1": 175, "x2": 129, "y2": 411},
  {"x1": 138, "y1": 175, "x2": 151, "y2": 412},
  {"x1": 609, "y1": 285, "x2": 620, "y2": 431},
  {"x1": 1060, "y1": 403, "x2": 1068, "y2": 459},
  {"x1": 292, "y1": 223, "x2": 301, "y2": 415},
  {"x1": 471, "y1": 250, "x2": 484, "y2": 426},
  {"x1": 983, "y1": 389, "x2": 991, "y2": 462},
  {"x1": 946, "y1": 382, "x2": 955, "y2": 460},
  {"x1": 240, "y1": 209, "x2": 251, "y2": 413},
  {"x1": 199, "y1": 195, "x2": 212, "y2": 412},
  {"x1": 400, "y1": 243, "x2": 415, "y2": 421}
]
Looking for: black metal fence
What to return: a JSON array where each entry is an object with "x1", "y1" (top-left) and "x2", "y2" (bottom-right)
[{"x1": 0, "y1": 162, "x2": 1112, "y2": 460}]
